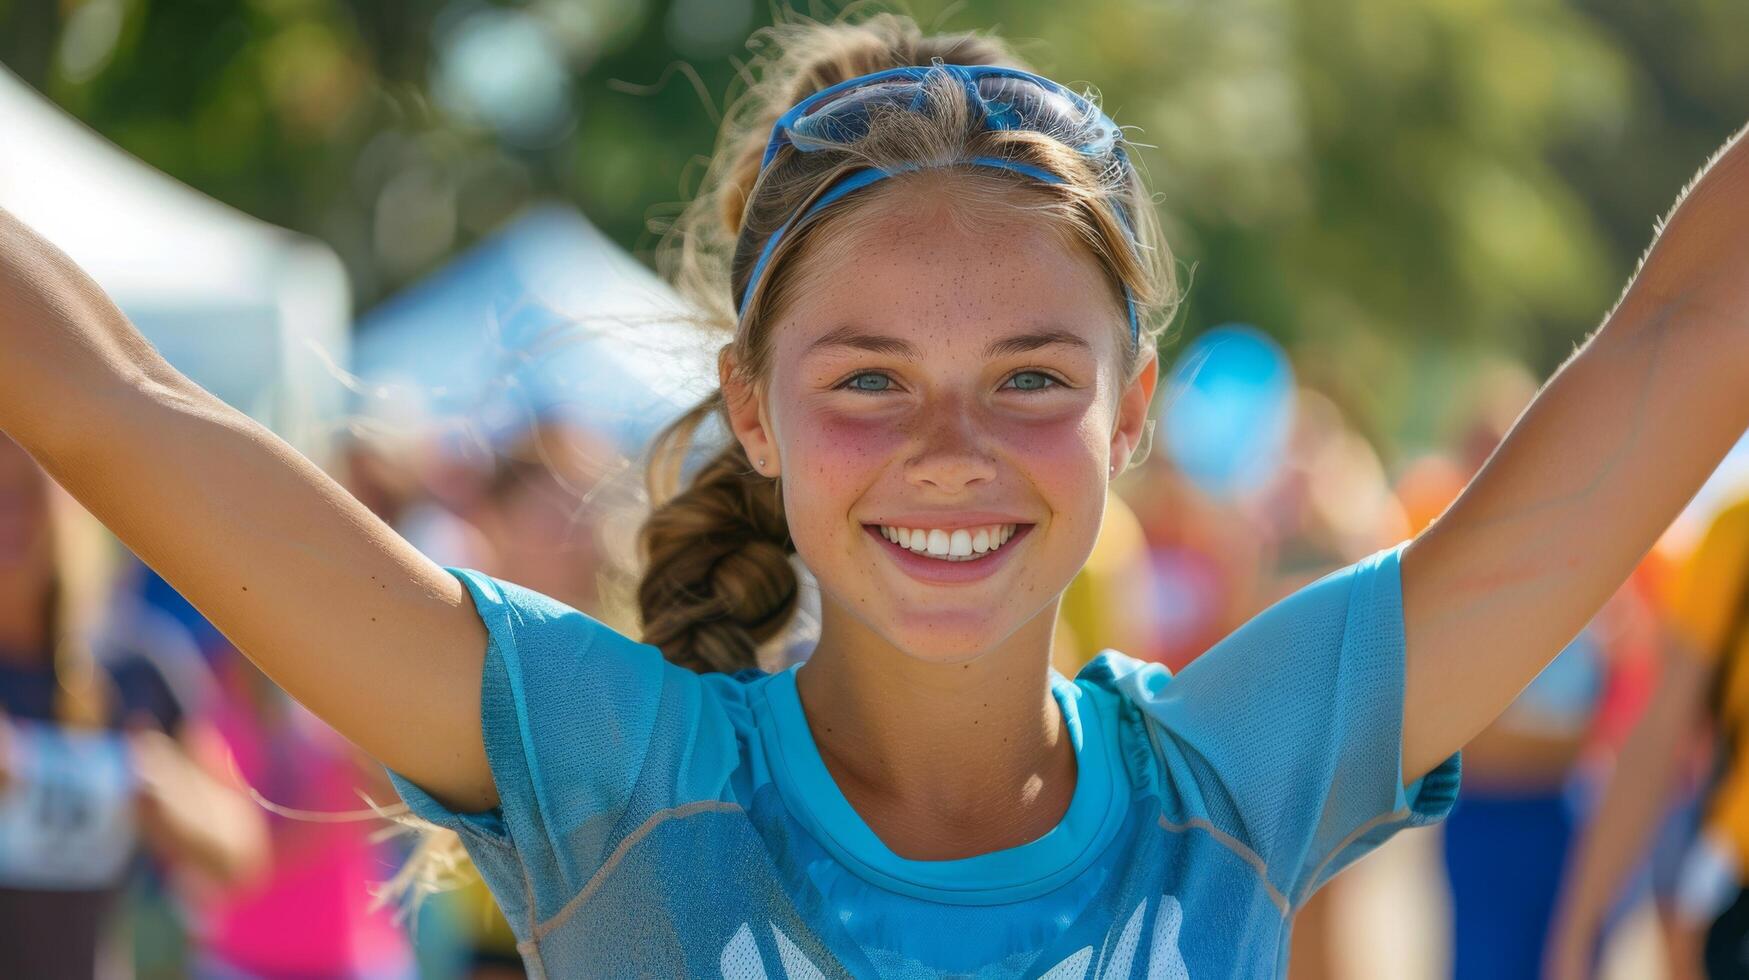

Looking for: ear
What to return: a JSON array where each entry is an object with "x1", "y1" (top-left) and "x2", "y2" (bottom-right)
[
  {"x1": 1110, "y1": 349, "x2": 1158, "y2": 478},
  {"x1": 720, "y1": 349, "x2": 779, "y2": 477}
]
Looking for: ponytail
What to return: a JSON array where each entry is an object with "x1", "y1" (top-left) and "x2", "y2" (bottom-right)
[{"x1": 637, "y1": 392, "x2": 797, "y2": 673}]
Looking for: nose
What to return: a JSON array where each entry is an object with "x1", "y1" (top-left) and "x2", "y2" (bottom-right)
[{"x1": 903, "y1": 400, "x2": 997, "y2": 494}]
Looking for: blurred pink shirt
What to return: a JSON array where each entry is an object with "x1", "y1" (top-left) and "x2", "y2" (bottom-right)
[{"x1": 191, "y1": 660, "x2": 414, "y2": 978}]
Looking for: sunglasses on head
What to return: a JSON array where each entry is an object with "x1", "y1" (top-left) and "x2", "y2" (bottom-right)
[
  {"x1": 760, "y1": 63, "x2": 1129, "y2": 167},
  {"x1": 738, "y1": 63, "x2": 1144, "y2": 342}
]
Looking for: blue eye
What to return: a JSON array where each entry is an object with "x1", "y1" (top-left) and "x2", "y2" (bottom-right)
[
  {"x1": 1004, "y1": 371, "x2": 1058, "y2": 391},
  {"x1": 843, "y1": 372, "x2": 892, "y2": 392}
]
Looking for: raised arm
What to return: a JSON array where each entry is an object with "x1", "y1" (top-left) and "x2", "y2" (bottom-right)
[
  {"x1": 1400, "y1": 121, "x2": 1749, "y2": 781},
  {"x1": 0, "y1": 208, "x2": 494, "y2": 811}
]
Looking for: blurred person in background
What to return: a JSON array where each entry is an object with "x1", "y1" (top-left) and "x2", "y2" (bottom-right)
[
  {"x1": 181, "y1": 651, "x2": 420, "y2": 980},
  {"x1": 441, "y1": 418, "x2": 629, "y2": 980},
  {"x1": 1255, "y1": 388, "x2": 1412, "y2": 603},
  {"x1": 465, "y1": 419, "x2": 628, "y2": 618},
  {"x1": 0, "y1": 431, "x2": 267, "y2": 980},
  {"x1": 1399, "y1": 362, "x2": 1659, "y2": 980},
  {"x1": 1551, "y1": 492, "x2": 1749, "y2": 980},
  {"x1": 1125, "y1": 453, "x2": 1269, "y2": 672}
]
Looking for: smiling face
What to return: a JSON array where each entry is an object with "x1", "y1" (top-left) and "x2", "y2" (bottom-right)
[{"x1": 724, "y1": 178, "x2": 1157, "y2": 663}]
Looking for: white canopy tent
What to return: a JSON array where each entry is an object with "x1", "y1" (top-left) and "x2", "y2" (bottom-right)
[
  {"x1": 0, "y1": 65, "x2": 351, "y2": 458},
  {"x1": 350, "y1": 202, "x2": 720, "y2": 460}
]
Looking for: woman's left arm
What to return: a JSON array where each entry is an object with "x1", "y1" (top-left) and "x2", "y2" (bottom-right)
[{"x1": 1401, "y1": 121, "x2": 1749, "y2": 781}]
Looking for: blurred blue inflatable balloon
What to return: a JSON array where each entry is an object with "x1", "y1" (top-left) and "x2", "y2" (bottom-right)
[{"x1": 1160, "y1": 324, "x2": 1295, "y2": 498}]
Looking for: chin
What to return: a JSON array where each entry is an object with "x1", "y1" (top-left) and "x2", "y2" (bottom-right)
[{"x1": 879, "y1": 612, "x2": 1017, "y2": 665}]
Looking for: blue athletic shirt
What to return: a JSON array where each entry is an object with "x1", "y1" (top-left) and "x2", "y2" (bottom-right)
[{"x1": 389, "y1": 543, "x2": 1460, "y2": 978}]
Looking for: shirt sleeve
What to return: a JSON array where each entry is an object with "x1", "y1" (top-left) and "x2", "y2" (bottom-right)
[
  {"x1": 1126, "y1": 544, "x2": 1460, "y2": 909},
  {"x1": 1668, "y1": 503, "x2": 1749, "y2": 665},
  {"x1": 385, "y1": 568, "x2": 742, "y2": 931}
]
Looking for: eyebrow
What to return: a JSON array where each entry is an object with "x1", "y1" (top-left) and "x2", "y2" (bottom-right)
[
  {"x1": 985, "y1": 329, "x2": 1094, "y2": 359},
  {"x1": 805, "y1": 325, "x2": 1094, "y2": 360},
  {"x1": 806, "y1": 325, "x2": 918, "y2": 358}
]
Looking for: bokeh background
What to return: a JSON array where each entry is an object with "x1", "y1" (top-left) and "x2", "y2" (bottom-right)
[
  {"x1": 6, "y1": 0, "x2": 1747, "y2": 444},
  {"x1": 2, "y1": 1, "x2": 1747, "y2": 978}
]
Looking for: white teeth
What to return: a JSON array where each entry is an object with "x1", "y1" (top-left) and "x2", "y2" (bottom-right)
[{"x1": 875, "y1": 523, "x2": 1022, "y2": 562}]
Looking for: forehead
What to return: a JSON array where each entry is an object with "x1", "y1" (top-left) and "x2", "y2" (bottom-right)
[{"x1": 771, "y1": 180, "x2": 1126, "y2": 357}]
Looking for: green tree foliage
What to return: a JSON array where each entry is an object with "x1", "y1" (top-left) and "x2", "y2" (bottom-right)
[{"x1": 1, "y1": 0, "x2": 1742, "y2": 448}]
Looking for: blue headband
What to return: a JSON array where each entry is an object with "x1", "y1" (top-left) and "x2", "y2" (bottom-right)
[{"x1": 733, "y1": 64, "x2": 1144, "y2": 343}]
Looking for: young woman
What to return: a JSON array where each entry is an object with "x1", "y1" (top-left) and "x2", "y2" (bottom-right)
[{"x1": 0, "y1": 12, "x2": 1743, "y2": 977}]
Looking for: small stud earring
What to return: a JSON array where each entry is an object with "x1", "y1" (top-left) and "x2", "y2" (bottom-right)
[{"x1": 757, "y1": 457, "x2": 766, "y2": 469}]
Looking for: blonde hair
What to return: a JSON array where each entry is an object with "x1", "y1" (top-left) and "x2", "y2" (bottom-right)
[{"x1": 637, "y1": 9, "x2": 1178, "y2": 674}]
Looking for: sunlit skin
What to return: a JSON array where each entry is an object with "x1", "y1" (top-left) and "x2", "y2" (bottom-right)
[{"x1": 723, "y1": 179, "x2": 1157, "y2": 859}]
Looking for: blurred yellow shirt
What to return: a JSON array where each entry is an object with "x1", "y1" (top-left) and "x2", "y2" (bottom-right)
[
  {"x1": 1669, "y1": 499, "x2": 1749, "y2": 669},
  {"x1": 456, "y1": 863, "x2": 521, "y2": 958},
  {"x1": 1668, "y1": 499, "x2": 1749, "y2": 862}
]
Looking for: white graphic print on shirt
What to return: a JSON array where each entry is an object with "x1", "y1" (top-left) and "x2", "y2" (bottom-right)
[{"x1": 717, "y1": 896, "x2": 1189, "y2": 980}]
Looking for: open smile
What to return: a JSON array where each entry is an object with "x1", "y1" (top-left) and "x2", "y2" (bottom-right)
[
  {"x1": 861, "y1": 522, "x2": 1035, "y2": 584},
  {"x1": 875, "y1": 522, "x2": 1018, "y2": 560}
]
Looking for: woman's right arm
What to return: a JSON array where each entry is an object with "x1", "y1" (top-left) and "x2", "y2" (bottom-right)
[{"x1": 0, "y1": 207, "x2": 497, "y2": 812}]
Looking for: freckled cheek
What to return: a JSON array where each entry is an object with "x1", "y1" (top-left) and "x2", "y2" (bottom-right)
[
  {"x1": 790, "y1": 413, "x2": 907, "y2": 476},
  {"x1": 778, "y1": 412, "x2": 906, "y2": 537},
  {"x1": 988, "y1": 417, "x2": 1106, "y2": 531},
  {"x1": 991, "y1": 415, "x2": 1102, "y2": 474}
]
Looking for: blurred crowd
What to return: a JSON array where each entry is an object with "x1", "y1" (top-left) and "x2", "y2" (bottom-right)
[{"x1": 2, "y1": 338, "x2": 1747, "y2": 980}]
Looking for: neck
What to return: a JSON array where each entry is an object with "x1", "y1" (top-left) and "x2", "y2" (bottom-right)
[
  {"x1": 0, "y1": 563, "x2": 51, "y2": 662},
  {"x1": 794, "y1": 595, "x2": 1077, "y2": 860}
]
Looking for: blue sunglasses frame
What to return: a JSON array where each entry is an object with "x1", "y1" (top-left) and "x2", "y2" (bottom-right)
[
  {"x1": 736, "y1": 63, "x2": 1145, "y2": 343},
  {"x1": 760, "y1": 63, "x2": 1128, "y2": 168}
]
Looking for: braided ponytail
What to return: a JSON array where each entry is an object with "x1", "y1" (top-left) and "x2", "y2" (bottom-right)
[{"x1": 638, "y1": 392, "x2": 796, "y2": 673}]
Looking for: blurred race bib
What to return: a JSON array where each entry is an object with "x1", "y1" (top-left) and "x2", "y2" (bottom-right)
[{"x1": 0, "y1": 720, "x2": 137, "y2": 889}]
